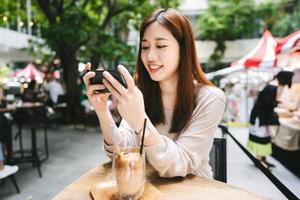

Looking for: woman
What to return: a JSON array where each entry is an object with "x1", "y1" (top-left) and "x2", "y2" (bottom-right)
[
  {"x1": 247, "y1": 71, "x2": 294, "y2": 169},
  {"x1": 83, "y1": 9, "x2": 226, "y2": 178},
  {"x1": 0, "y1": 87, "x2": 18, "y2": 179},
  {"x1": 0, "y1": 86, "x2": 12, "y2": 160},
  {"x1": 0, "y1": 142, "x2": 19, "y2": 179}
]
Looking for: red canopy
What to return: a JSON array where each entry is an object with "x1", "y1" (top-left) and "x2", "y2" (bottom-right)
[
  {"x1": 14, "y1": 63, "x2": 45, "y2": 80},
  {"x1": 276, "y1": 29, "x2": 300, "y2": 54},
  {"x1": 231, "y1": 30, "x2": 277, "y2": 69}
]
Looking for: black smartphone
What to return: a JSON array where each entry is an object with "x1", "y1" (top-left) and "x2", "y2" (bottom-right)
[{"x1": 88, "y1": 69, "x2": 127, "y2": 93}]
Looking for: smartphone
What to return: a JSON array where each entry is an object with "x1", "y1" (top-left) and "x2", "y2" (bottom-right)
[{"x1": 88, "y1": 69, "x2": 127, "y2": 93}]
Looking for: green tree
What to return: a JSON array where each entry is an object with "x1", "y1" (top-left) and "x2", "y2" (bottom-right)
[
  {"x1": 79, "y1": 1, "x2": 153, "y2": 71},
  {"x1": 35, "y1": 0, "x2": 178, "y2": 98},
  {"x1": 197, "y1": 0, "x2": 283, "y2": 66},
  {"x1": 272, "y1": 1, "x2": 300, "y2": 37},
  {"x1": 0, "y1": 1, "x2": 29, "y2": 32},
  {"x1": 35, "y1": 0, "x2": 145, "y2": 97},
  {"x1": 36, "y1": 0, "x2": 92, "y2": 98},
  {"x1": 81, "y1": 0, "x2": 179, "y2": 70},
  {"x1": 1, "y1": 0, "x2": 178, "y2": 99}
]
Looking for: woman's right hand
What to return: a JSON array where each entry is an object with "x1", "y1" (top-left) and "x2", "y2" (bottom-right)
[{"x1": 82, "y1": 63, "x2": 111, "y2": 112}]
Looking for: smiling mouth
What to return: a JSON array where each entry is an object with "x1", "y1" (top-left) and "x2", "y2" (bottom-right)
[{"x1": 148, "y1": 65, "x2": 162, "y2": 73}]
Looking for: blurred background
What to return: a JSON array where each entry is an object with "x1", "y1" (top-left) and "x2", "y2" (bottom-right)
[{"x1": 0, "y1": 0, "x2": 299, "y2": 200}]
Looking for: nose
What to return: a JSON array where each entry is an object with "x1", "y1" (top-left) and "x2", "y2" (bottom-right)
[{"x1": 147, "y1": 47, "x2": 158, "y2": 62}]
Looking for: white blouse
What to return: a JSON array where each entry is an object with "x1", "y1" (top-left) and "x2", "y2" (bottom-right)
[{"x1": 104, "y1": 85, "x2": 226, "y2": 179}]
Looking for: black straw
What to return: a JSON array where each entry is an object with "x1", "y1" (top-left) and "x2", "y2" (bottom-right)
[{"x1": 139, "y1": 118, "x2": 147, "y2": 155}]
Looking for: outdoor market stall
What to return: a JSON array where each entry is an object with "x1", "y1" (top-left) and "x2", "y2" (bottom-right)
[
  {"x1": 13, "y1": 63, "x2": 45, "y2": 83},
  {"x1": 271, "y1": 30, "x2": 300, "y2": 176},
  {"x1": 208, "y1": 30, "x2": 277, "y2": 123},
  {"x1": 208, "y1": 29, "x2": 300, "y2": 176}
]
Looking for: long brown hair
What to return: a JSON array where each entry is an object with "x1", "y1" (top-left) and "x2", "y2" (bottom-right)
[{"x1": 136, "y1": 8, "x2": 212, "y2": 133}]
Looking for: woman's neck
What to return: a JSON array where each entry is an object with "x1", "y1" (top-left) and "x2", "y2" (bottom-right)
[
  {"x1": 159, "y1": 73, "x2": 178, "y2": 96},
  {"x1": 159, "y1": 80, "x2": 177, "y2": 96},
  {"x1": 159, "y1": 79, "x2": 178, "y2": 110}
]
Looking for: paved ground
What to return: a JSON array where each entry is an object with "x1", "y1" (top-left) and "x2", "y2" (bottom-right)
[
  {"x1": 227, "y1": 127, "x2": 300, "y2": 200},
  {"x1": 0, "y1": 125, "x2": 299, "y2": 200}
]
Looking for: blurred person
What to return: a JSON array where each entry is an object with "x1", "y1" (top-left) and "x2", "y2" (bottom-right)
[
  {"x1": 45, "y1": 75, "x2": 65, "y2": 105},
  {"x1": 0, "y1": 113, "x2": 12, "y2": 157},
  {"x1": 36, "y1": 81, "x2": 50, "y2": 103},
  {"x1": 0, "y1": 86, "x2": 14, "y2": 168},
  {"x1": 0, "y1": 85, "x2": 5, "y2": 107},
  {"x1": 272, "y1": 68, "x2": 300, "y2": 111},
  {"x1": 0, "y1": 142, "x2": 18, "y2": 179},
  {"x1": 282, "y1": 68, "x2": 300, "y2": 110},
  {"x1": 223, "y1": 83, "x2": 238, "y2": 122},
  {"x1": 247, "y1": 71, "x2": 294, "y2": 169},
  {"x1": 22, "y1": 79, "x2": 38, "y2": 102},
  {"x1": 83, "y1": 9, "x2": 226, "y2": 178}
]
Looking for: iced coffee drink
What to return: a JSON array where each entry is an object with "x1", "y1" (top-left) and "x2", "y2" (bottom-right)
[{"x1": 114, "y1": 147, "x2": 145, "y2": 200}]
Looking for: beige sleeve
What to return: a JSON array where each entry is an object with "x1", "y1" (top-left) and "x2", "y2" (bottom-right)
[{"x1": 145, "y1": 89, "x2": 226, "y2": 177}]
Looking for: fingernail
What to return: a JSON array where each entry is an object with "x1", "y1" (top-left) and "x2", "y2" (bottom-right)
[{"x1": 103, "y1": 71, "x2": 109, "y2": 77}]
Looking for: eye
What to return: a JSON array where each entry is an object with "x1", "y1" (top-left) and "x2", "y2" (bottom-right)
[
  {"x1": 157, "y1": 45, "x2": 167, "y2": 49},
  {"x1": 142, "y1": 46, "x2": 149, "y2": 50}
]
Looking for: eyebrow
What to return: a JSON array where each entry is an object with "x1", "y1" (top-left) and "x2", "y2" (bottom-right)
[{"x1": 142, "y1": 37, "x2": 169, "y2": 42}]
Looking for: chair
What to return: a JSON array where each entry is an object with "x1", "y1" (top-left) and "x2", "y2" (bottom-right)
[
  {"x1": 12, "y1": 105, "x2": 49, "y2": 177},
  {"x1": 1, "y1": 174, "x2": 20, "y2": 193},
  {"x1": 209, "y1": 127, "x2": 227, "y2": 182}
]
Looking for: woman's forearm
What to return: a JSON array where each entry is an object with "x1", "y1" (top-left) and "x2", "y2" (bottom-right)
[
  {"x1": 96, "y1": 107, "x2": 118, "y2": 145},
  {"x1": 142, "y1": 116, "x2": 164, "y2": 146}
]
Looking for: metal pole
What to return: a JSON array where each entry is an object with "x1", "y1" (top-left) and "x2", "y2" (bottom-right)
[
  {"x1": 245, "y1": 68, "x2": 249, "y2": 122},
  {"x1": 4, "y1": 0, "x2": 9, "y2": 29},
  {"x1": 26, "y1": 0, "x2": 32, "y2": 35},
  {"x1": 17, "y1": 0, "x2": 21, "y2": 32}
]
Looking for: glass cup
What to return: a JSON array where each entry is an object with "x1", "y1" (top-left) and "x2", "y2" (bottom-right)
[{"x1": 113, "y1": 147, "x2": 146, "y2": 200}]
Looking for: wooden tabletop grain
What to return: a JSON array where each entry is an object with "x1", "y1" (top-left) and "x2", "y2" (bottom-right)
[{"x1": 52, "y1": 162, "x2": 270, "y2": 200}]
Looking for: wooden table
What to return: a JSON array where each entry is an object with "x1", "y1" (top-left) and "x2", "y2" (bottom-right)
[
  {"x1": 2, "y1": 102, "x2": 48, "y2": 177},
  {"x1": 0, "y1": 102, "x2": 44, "y2": 113},
  {"x1": 0, "y1": 106, "x2": 14, "y2": 113},
  {"x1": 52, "y1": 162, "x2": 270, "y2": 200}
]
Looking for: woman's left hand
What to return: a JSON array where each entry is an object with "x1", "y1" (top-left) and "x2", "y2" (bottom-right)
[{"x1": 103, "y1": 65, "x2": 146, "y2": 132}]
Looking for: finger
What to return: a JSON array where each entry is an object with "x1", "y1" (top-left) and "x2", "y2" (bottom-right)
[
  {"x1": 85, "y1": 85, "x2": 106, "y2": 96},
  {"x1": 85, "y1": 62, "x2": 91, "y2": 72},
  {"x1": 86, "y1": 84, "x2": 106, "y2": 96},
  {"x1": 103, "y1": 71, "x2": 127, "y2": 95},
  {"x1": 117, "y1": 65, "x2": 135, "y2": 89},
  {"x1": 103, "y1": 79, "x2": 122, "y2": 100},
  {"x1": 94, "y1": 93, "x2": 110, "y2": 104},
  {"x1": 82, "y1": 71, "x2": 96, "y2": 86},
  {"x1": 82, "y1": 63, "x2": 92, "y2": 78}
]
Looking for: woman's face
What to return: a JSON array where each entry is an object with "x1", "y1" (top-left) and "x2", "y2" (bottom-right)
[{"x1": 141, "y1": 22, "x2": 180, "y2": 83}]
